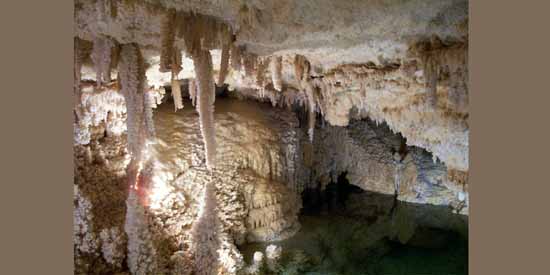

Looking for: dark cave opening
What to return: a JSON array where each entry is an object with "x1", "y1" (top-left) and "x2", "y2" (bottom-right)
[
  {"x1": 301, "y1": 172, "x2": 364, "y2": 216},
  {"x1": 163, "y1": 80, "x2": 230, "y2": 107}
]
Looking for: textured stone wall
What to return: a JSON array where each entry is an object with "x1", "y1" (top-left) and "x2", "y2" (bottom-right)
[{"x1": 310, "y1": 119, "x2": 468, "y2": 215}]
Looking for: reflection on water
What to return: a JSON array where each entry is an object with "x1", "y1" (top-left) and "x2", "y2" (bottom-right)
[{"x1": 239, "y1": 175, "x2": 468, "y2": 275}]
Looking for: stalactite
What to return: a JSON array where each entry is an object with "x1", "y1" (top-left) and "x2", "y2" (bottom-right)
[
  {"x1": 217, "y1": 42, "x2": 230, "y2": 86},
  {"x1": 110, "y1": 42, "x2": 121, "y2": 76},
  {"x1": 293, "y1": 54, "x2": 310, "y2": 85},
  {"x1": 303, "y1": 80, "x2": 316, "y2": 143},
  {"x1": 119, "y1": 42, "x2": 159, "y2": 272},
  {"x1": 410, "y1": 36, "x2": 449, "y2": 108},
  {"x1": 118, "y1": 43, "x2": 147, "y2": 161},
  {"x1": 192, "y1": 49, "x2": 217, "y2": 169},
  {"x1": 422, "y1": 54, "x2": 438, "y2": 107},
  {"x1": 171, "y1": 78, "x2": 183, "y2": 111},
  {"x1": 191, "y1": 181, "x2": 221, "y2": 275},
  {"x1": 74, "y1": 37, "x2": 83, "y2": 96},
  {"x1": 255, "y1": 57, "x2": 269, "y2": 89},
  {"x1": 270, "y1": 56, "x2": 283, "y2": 91},
  {"x1": 189, "y1": 78, "x2": 197, "y2": 107},
  {"x1": 160, "y1": 9, "x2": 177, "y2": 73},
  {"x1": 170, "y1": 47, "x2": 184, "y2": 111},
  {"x1": 179, "y1": 12, "x2": 230, "y2": 56},
  {"x1": 293, "y1": 54, "x2": 316, "y2": 142},
  {"x1": 143, "y1": 87, "x2": 156, "y2": 138},
  {"x1": 243, "y1": 53, "x2": 257, "y2": 78},
  {"x1": 230, "y1": 44, "x2": 242, "y2": 71},
  {"x1": 74, "y1": 37, "x2": 93, "y2": 121},
  {"x1": 91, "y1": 35, "x2": 114, "y2": 86},
  {"x1": 312, "y1": 78, "x2": 327, "y2": 117},
  {"x1": 171, "y1": 47, "x2": 183, "y2": 75}
]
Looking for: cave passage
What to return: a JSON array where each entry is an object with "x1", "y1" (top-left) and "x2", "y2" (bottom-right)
[{"x1": 301, "y1": 172, "x2": 364, "y2": 215}]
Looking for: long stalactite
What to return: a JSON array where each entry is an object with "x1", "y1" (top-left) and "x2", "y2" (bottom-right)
[
  {"x1": 270, "y1": 56, "x2": 283, "y2": 91},
  {"x1": 91, "y1": 35, "x2": 114, "y2": 87},
  {"x1": 118, "y1": 42, "x2": 158, "y2": 274},
  {"x1": 159, "y1": 8, "x2": 177, "y2": 73},
  {"x1": 192, "y1": 49, "x2": 217, "y2": 170},
  {"x1": 217, "y1": 42, "x2": 230, "y2": 87}
]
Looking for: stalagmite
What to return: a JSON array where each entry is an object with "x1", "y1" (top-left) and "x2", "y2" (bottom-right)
[
  {"x1": 191, "y1": 181, "x2": 221, "y2": 275},
  {"x1": 270, "y1": 56, "x2": 283, "y2": 91},
  {"x1": 192, "y1": 49, "x2": 217, "y2": 169},
  {"x1": 217, "y1": 42, "x2": 230, "y2": 86},
  {"x1": 125, "y1": 189, "x2": 158, "y2": 275}
]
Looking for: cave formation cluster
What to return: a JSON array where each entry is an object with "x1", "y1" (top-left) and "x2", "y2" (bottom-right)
[{"x1": 74, "y1": 0, "x2": 469, "y2": 274}]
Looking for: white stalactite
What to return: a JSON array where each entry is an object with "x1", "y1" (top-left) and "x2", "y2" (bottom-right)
[
  {"x1": 74, "y1": 37, "x2": 92, "y2": 122},
  {"x1": 217, "y1": 42, "x2": 230, "y2": 86},
  {"x1": 294, "y1": 54, "x2": 316, "y2": 142},
  {"x1": 143, "y1": 87, "x2": 156, "y2": 138},
  {"x1": 304, "y1": 80, "x2": 316, "y2": 143},
  {"x1": 243, "y1": 53, "x2": 257, "y2": 78},
  {"x1": 119, "y1": 43, "x2": 145, "y2": 158},
  {"x1": 170, "y1": 47, "x2": 184, "y2": 111},
  {"x1": 422, "y1": 53, "x2": 438, "y2": 108},
  {"x1": 91, "y1": 35, "x2": 114, "y2": 86},
  {"x1": 255, "y1": 57, "x2": 269, "y2": 89},
  {"x1": 270, "y1": 56, "x2": 283, "y2": 91},
  {"x1": 118, "y1": 43, "x2": 155, "y2": 162},
  {"x1": 171, "y1": 78, "x2": 184, "y2": 111},
  {"x1": 192, "y1": 50, "x2": 217, "y2": 169},
  {"x1": 160, "y1": 9, "x2": 177, "y2": 73},
  {"x1": 189, "y1": 78, "x2": 197, "y2": 107},
  {"x1": 230, "y1": 44, "x2": 242, "y2": 71}
]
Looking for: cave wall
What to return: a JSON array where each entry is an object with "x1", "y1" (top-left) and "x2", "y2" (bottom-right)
[
  {"x1": 74, "y1": 98, "x2": 307, "y2": 273},
  {"x1": 310, "y1": 119, "x2": 468, "y2": 214}
]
